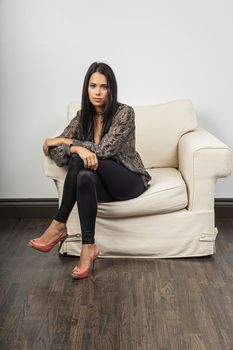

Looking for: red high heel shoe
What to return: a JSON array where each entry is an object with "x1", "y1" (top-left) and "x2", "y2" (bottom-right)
[
  {"x1": 28, "y1": 229, "x2": 68, "y2": 253},
  {"x1": 72, "y1": 248, "x2": 100, "y2": 279}
]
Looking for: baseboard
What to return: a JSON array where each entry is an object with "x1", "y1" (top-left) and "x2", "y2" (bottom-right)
[
  {"x1": 0, "y1": 198, "x2": 232, "y2": 219},
  {"x1": 0, "y1": 198, "x2": 59, "y2": 218},
  {"x1": 214, "y1": 199, "x2": 233, "y2": 219}
]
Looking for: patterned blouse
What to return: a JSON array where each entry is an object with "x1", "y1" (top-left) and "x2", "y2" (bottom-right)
[{"x1": 49, "y1": 102, "x2": 152, "y2": 190}]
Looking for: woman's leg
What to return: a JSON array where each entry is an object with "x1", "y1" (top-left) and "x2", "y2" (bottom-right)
[
  {"x1": 73, "y1": 158, "x2": 146, "y2": 272},
  {"x1": 96, "y1": 158, "x2": 146, "y2": 200},
  {"x1": 76, "y1": 158, "x2": 145, "y2": 247},
  {"x1": 53, "y1": 154, "x2": 84, "y2": 223},
  {"x1": 54, "y1": 153, "x2": 114, "y2": 224},
  {"x1": 75, "y1": 169, "x2": 113, "y2": 245},
  {"x1": 28, "y1": 154, "x2": 84, "y2": 244}
]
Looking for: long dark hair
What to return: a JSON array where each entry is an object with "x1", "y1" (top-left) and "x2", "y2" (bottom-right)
[{"x1": 79, "y1": 62, "x2": 120, "y2": 141}]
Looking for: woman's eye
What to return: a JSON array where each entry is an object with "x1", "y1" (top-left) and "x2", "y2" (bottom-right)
[{"x1": 89, "y1": 84, "x2": 108, "y2": 89}]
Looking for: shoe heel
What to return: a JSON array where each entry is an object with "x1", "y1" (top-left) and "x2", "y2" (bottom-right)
[
  {"x1": 57, "y1": 231, "x2": 68, "y2": 252},
  {"x1": 92, "y1": 258, "x2": 96, "y2": 272}
]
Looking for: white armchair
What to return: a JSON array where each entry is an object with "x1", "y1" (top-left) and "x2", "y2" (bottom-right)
[{"x1": 42, "y1": 99, "x2": 232, "y2": 258}]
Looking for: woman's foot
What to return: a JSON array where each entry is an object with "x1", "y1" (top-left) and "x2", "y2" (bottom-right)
[
  {"x1": 72, "y1": 243, "x2": 99, "y2": 272},
  {"x1": 28, "y1": 219, "x2": 67, "y2": 246}
]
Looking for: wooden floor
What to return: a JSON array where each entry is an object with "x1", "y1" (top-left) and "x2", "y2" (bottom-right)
[{"x1": 0, "y1": 218, "x2": 232, "y2": 350}]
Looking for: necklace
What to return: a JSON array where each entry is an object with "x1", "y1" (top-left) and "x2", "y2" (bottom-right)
[{"x1": 95, "y1": 111, "x2": 104, "y2": 115}]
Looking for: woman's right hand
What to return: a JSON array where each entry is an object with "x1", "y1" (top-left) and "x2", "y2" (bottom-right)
[
  {"x1": 43, "y1": 139, "x2": 51, "y2": 156},
  {"x1": 43, "y1": 137, "x2": 68, "y2": 156},
  {"x1": 71, "y1": 146, "x2": 99, "y2": 171}
]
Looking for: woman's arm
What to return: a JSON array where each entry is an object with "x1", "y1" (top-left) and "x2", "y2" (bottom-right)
[
  {"x1": 72, "y1": 105, "x2": 135, "y2": 159},
  {"x1": 43, "y1": 137, "x2": 73, "y2": 156},
  {"x1": 47, "y1": 111, "x2": 81, "y2": 167}
]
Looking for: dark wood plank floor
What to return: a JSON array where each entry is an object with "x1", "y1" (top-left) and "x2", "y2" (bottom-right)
[{"x1": 0, "y1": 218, "x2": 233, "y2": 350}]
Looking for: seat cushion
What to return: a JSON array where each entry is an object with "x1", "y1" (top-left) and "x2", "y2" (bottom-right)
[{"x1": 97, "y1": 168, "x2": 188, "y2": 218}]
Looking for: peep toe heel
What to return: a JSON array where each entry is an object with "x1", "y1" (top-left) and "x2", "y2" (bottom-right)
[
  {"x1": 28, "y1": 229, "x2": 68, "y2": 253},
  {"x1": 71, "y1": 248, "x2": 100, "y2": 279}
]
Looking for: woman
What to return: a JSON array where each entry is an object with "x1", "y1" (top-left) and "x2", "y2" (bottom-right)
[{"x1": 28, "y1": 62, "x2": 151, "y2": 279}]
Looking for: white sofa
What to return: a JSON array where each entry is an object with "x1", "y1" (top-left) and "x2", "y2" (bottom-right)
[{"x1": 42, "y1": 99, "x2": 232, "y2": 258}]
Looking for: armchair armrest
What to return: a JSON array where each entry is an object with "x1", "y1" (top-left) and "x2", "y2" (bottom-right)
[
  {"x1": 41, "y1": 130, "x2": 68, "y2": 181},
  {"x1": 42, "y1": 153, "x2": 67, "y2": 180},
  {"x1": 178, "y1": 127, "x2": 232, "y2": 211}
]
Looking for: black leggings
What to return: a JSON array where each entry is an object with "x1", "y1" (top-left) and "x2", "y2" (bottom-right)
[{"x1": 54, "y1": 153, "x2": 146, "y2": 244}]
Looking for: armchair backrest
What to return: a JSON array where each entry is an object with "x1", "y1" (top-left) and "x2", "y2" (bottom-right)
[
  {"x1": 67, "y1": 99, "x2": 198, "y2": 169},
  {"x1": 134, "y1": 99, "x2": 198, "y2": 168}
]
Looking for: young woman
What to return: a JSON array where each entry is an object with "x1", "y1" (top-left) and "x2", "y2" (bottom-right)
[{"x1": 28, "y1": 62, "x2": 151, "y2": 279}]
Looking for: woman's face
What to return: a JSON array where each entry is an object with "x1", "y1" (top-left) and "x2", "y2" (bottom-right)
[{"x1": 88, "y1": 72, "x2": 109, "y2": 109}]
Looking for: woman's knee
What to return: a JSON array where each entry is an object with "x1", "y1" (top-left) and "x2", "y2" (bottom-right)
[
  {"x1": 76, "y1": 169, "x2": 97, "y2": 188},
  {"x1": 68, "y1": 153, "x2": 83, "y2": 172}
]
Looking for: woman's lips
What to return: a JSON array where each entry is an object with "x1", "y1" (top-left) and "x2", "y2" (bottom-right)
[{"x1": 93, "y1": 98, "x2": 102, "y2": 101}]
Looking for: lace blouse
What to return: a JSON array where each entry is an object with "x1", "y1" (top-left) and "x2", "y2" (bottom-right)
[{"x1": 49, "y1": 102, "x2": 152, "y2": 190}]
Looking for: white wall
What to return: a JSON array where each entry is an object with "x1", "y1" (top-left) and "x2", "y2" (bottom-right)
[{"x1": 0, "y1": 0, "x2": 232, "y2": 199}]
